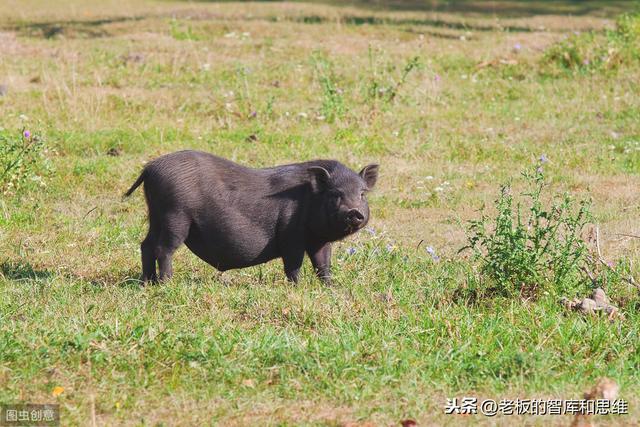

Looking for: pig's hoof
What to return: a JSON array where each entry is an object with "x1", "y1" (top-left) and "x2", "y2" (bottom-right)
[
  {"x1": 320, "y1": 278, "x2": 333, "y2": 287},
  {"x1": 141, "y1": 277, "x2": 158, "y2": 286}
]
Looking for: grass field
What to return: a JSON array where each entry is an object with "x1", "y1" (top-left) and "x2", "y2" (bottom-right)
[{"x1": 1, "y1": 1, "x2": 640, "y2": 425}]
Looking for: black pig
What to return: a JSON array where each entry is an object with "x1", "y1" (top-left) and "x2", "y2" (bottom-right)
[{"x1": 124, "y1": 150, "x2": 379, "y2": 284}]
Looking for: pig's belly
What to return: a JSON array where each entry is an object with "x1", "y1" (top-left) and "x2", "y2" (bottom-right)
[{"x1": 184, "y1": 222, "x2": 280, "y2": 271}]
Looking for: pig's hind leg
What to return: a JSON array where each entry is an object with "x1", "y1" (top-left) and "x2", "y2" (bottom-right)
[
  {"x1": 155, "y1": 214, "x2": 191, "y2": 281},
  {"x1": 141, "y1": 230, "x2": 158, "y2": 283}
]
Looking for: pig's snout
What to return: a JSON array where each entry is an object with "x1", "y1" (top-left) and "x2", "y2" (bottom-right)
[{"x1": 346, "y1": 209, "x2": 365, "y2": 227}]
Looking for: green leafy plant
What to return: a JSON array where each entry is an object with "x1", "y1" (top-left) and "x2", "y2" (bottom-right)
[
  {"x1": 542, "y1": 12, "x2": 640, "y2": 74},
  {"x1": 169, "y1": 19, "x2": 201, "y2": 41},
  {"x1": 311, "y1": 52, "x2": 345, "y2": 122},
  {"x1": 365, "y1": 47, "x2": 421, "y2": 104},
  {"x1": 0, "y1": 128, "x2": 51, "y2": 196},
  {"x1": 462, "y1": 164, "x2": 592, "y2": 298}
]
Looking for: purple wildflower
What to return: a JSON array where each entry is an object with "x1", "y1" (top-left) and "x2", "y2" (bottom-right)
[
  {"x1": 514, "y1": 43, "x2": 522, "y2": 51},
  {"x1": 425, "y1": 246, "x2": 440, "y2": 262},
  {"x1": 539, "y1": 154, "x2": 548, "y2": 164},
  {"x1": 23, "y1": 130, "x2": 31, "y2": 139},
  {"x1": 434, "y1": 74, "x2": 441, "y2": 82},
  {"x1": 347, "y1": 247, "x2": 357, "y2": 256},
  {"x1": 385, "y1": 244, "x2": 394, "y2": 252},
  {"x1": 365, "y1": 227, "x2": 376, "y2": 236}
]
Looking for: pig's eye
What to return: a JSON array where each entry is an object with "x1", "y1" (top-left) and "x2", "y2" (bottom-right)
[{"x1": 360, "y1": 192, "x2": 365, "y2": 200}]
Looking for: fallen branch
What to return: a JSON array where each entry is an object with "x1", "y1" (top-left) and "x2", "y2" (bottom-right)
[{"x1": 614, "y1": 232, "x2": 640, "y2": 240}]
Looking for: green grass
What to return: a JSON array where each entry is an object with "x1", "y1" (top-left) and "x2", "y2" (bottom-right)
[{"x1": 1, "y1": 1, "x2": 640, "y2": 425}]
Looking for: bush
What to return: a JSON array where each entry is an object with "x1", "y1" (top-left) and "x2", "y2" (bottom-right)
[
  {"x1": 0, "y1": 128, "x2": 51, "y2": 197},
  {"x1": 365, "y1": 48, "x2": 421, "y2": 105},
  {"x1": 542, "y1": 12, "x2": 640, "y2": 74},
  {"x1": 311, "y1": 52, "x2": 346, "y2": 123},
  {"x1": 462, "y1": 165, "x2": 592, "y2": 299}
]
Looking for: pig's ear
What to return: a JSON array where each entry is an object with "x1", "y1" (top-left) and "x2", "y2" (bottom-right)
[
  {"x1": 308, "y1": 166, "x2": 331, "y2": 190},
  {"x1": 359, "y1": 164, "x2": 379, "y2": 189}
]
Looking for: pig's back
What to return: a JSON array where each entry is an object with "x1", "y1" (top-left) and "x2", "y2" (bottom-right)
[
  {"x1": 143, "y1": 151, "x2": 269, "y2": 211},
  {"x1": 141, "y1": 151, "x2": 298, "y2": 269}
]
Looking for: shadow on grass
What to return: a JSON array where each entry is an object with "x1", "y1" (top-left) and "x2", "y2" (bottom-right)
[
  {"x1": 7, "y1": 16, "x2": 144, "y2": 39},
  {"x1": 0, "y1": 261, "x2": 55, "y2": 282},
  {"x1": 6, "y1": 1, "x2": 634, "y2": 41},
  {"x1": 278, "y1": 14, "x2": 539, "y2": 32},
  {"x1": 402, "y1": 28, "x2": 464, "y2": 39},
  {"x1": 5, "y1": 11, "x2": 538, "y2": 37},
  {"x1": 326, "y1": 0, "x2": 634, "y2": 18},
  {"x1": 0, "y1": 260, "x2": 143, "y2": 289},
  {"x1": 186, "y1": 0, "x2": 635, "y2": 18}
]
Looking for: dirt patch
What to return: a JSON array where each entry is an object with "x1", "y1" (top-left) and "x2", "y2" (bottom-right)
[{"x1": 0, "y1": 31, "x2": 23, "y2": 55}]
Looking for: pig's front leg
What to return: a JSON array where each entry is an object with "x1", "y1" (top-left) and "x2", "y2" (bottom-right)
[
  {"x1": 282, "y1": 248, "x2": 304, "y2": 283},
  {"x1": 307, "y1": 242, "x2": 332, "y2": 285}
]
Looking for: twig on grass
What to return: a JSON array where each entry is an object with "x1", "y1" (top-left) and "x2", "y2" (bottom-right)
[{"x1": 82, "y1": 206, "x2": 98, "y2": 221}]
